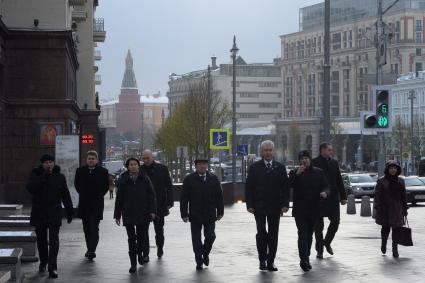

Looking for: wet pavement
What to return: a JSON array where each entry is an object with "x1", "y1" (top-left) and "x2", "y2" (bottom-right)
[{"x1": 21, "y1": 198, "x2": 425, "y2": 282}]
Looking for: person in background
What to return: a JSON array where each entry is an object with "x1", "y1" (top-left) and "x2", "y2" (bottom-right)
[
  {"x1": 108, "y1": 174, "x2": 115, "y2": 199},
  {"x1": 374, "y1": 160, "x2": 408, "y2": 258}
]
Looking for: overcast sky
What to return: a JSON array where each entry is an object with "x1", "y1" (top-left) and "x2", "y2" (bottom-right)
[{"x1": 95, "y1": 0, "x2": 322, "y2": 100}]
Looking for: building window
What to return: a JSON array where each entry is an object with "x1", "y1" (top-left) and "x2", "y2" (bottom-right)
[
  {"x1": 259, "y1": 103, "x2": 279, "y2": 108},
  {"x1": 239, "y1": 92, "x2": 259, "y2": 98},
  {"x1": 332, "y1": 32, "x2": 341, "y2": 50},
  {"x1": 416, "y1": 62, "x2": 423, "y2": 75},
  {"x1": 259, "y1": 82, "x2": 279, "y2": 87},
  {"x1": 417, "y1": 48, "x2": 422, "y2": 56},
  {"x1": 416, "y1": 32, "x2": 422, "y2": 43},
  {"x1": 416, "y1": 20, "x2": 423, "y2": 32}
]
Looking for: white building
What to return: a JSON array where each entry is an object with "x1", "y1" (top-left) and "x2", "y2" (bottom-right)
[{"x1": 167, "y1": 56, "x2": 283, "y2": 122}]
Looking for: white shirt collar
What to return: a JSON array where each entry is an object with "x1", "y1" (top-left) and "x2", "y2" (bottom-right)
[{"x1": 264, "y1": 160, "x2": 273, "y2": 167}]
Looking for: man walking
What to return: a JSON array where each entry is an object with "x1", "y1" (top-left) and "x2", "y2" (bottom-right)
[
  {"x1": 312, "y1": 142, "x2": 347, "y2": 258},
  {"x1": 141, "y1": 149, "x2": 174, "y2": 260},
  {"x1": 180, "y1": 158, "x2": 224, "y2": 270},
  {"x1": 74, "y1": 150, "x2": 109, "y2": 261},
  {"x1": 27, "y1": 154, "x2": 73, "y2": 278},
  {"x1": 245, "y1": 140, "x2": 289, "y2": 271}
]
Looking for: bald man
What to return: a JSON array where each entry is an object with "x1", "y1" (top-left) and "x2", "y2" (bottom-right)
[{"x1": 141, "y1": 150, "x2": 173, "y2": 260}]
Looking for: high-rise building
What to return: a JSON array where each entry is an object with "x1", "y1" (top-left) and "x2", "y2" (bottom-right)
[{"x1": 276, "y1": 0, "x2": 425, "y2": 161}]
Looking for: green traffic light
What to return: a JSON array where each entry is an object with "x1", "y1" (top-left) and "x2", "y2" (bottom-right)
[
  {"x1": 378, "y1": 103, "x2": 388, "y2": 114},
  {"x1": 377, "y1": 115, "x2": 389, "y2": 127}
]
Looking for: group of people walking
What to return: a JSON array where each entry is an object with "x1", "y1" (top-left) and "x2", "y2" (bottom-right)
[{"x1": 26, "y1": 140, "x2": 409, "y2": 278}]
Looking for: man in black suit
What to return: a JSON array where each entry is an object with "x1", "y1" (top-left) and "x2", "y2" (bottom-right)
[
  {"x1": 312, "y1": 142, "x2": 347, "y2": 258},
  {"x1": 180, "y1": 158, "x2": 224, "y2": 271},
  {"x1": 245, "y1": 140, "x2": 289, "y2": 271},
  {"x1": 74, "y1": 150, "x2": 109, "y2": 261},
  {"x1": 141, "y1": 149, "x2": 173, "y2": 260}
]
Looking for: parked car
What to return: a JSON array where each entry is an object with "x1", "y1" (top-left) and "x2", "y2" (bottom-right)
[
  {"x1": 342, "y1": 173, "x2": 377, "y2": 198},
  {"x1": 369, "y1": 172, "x2": 378, "y2": 182},
  {"x1": 400, "y1": 176, "x2": 425, "y2": 205},
  {"x1": 418, "y1": 176, "x2": 425, "y2": 184}
]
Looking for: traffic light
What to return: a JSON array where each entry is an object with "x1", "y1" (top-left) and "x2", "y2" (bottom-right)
[{"x1": 360, "y1": 87, "x2": 392, "y2": 132}]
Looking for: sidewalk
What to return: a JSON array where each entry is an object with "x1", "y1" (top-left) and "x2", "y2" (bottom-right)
[{"x1": 21, "y1": 198, "x2": 425, "y2": 282}]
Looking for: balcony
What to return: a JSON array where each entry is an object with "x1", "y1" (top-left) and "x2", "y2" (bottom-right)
[
  {"x1": 95, "y1": 74, "x2": 101, "y2": 85},
  {"x1": 72, "y1": 6, "x2": 87, "y2": 22},
  {"x1": 93, "y1": 18, "x2": 106, "y2": 42},
  {"x1": 69, "y1": 0, "x2": 85, "y2": 6},
  {"x1": 94, "y1": 50, "x2": 102, "y2": 61}
]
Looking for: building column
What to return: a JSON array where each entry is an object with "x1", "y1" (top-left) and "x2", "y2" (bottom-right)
[{"x1": 312, "y1": 130, "x2": 320, "y2": 158}]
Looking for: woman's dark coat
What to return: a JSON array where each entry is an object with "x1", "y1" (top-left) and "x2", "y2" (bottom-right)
[
  {"x1": 114, "y1": 170, "x2": 157, "y2": 226},
  {"x1": 287, "y1": 166, "x2": 330, "y2": 219},
  {"x1": 26, "y1": 165, "x2": 73, "y2": 227},
  {"x1": 375, "y1": 161, "x2": 408, "y2": 227}
]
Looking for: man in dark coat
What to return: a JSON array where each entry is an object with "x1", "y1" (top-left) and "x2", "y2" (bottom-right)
[
  {"x1": 180, "y1": 158, "x2": 224, "y2": 271},
  {"x1": 245, "y1": 140, "x2": 289, "y2": 272},
  {"x1": 312, "y1": 142, "x2": 347, "y2": 258},
  {"x1": 287, "y1": 150, "x2": 329, "y2": 272},
  {"x1": 74, "y1": 150, "x2": 109, "y2": 261},
  {"x1": 141, "y1": 149, "x2": 173, "y2": 260},
  {"x1": 26, "y1": 154, "x2": 73, "y2": 279}
]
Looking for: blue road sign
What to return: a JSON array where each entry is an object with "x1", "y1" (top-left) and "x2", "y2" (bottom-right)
[
  {"x1": 210, "y1": 129, "x2": 230, "y2": 150},
  {"x1": 237, "y1": 144, "x2": 248, "y2": 156}
]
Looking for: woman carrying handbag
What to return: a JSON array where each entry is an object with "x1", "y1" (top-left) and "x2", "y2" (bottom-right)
[{"x1": 374, "y1": 160, "x2": 408, "y2": 258}]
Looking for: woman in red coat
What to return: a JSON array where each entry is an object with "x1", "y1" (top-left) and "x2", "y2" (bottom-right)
[{"x1": 374, "y1": 160, "x2": 408, "y2": 258}]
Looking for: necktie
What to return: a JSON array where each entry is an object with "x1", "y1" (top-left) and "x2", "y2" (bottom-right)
[{"x1": 267, "y1": 163, "x2": 271, "y2": 169}]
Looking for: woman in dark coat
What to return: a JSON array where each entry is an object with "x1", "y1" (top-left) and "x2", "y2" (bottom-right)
[
  {"x1": 114, "y1": 158, "x2": 157, "y2": 273},
  {"x1": 375, "y1": 160, "x2": 408, "y2": 258}
]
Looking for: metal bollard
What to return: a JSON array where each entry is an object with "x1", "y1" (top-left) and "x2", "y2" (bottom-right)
[
  {"x1": 347, "y1": 194, "x2": 356, "y2": 215},
  {"x1": 360, "y1": 195, "x2": 372, "y2": 217}
]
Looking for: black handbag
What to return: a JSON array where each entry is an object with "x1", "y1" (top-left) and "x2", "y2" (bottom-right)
[{"x1": 393, "y1": 218, "x2": 413, "y2": 246}]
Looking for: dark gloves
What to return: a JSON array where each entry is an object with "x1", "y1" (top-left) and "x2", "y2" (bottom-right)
[{"x1": 67, "y1": 215, "x2": 73, "y2": 224}]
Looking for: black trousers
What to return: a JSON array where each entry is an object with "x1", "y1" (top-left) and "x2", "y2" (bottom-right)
[
  {"x1": 254, "y1": 214, "x2": 280, "y2": 264},
  {"x1": 381, "y1": 225, "x2": 394, "y2": 243},
  {"x1": 315, "y1": 215, "x2": 340, "y2": 253},
  {"x1": 125, "y1": 224, "x2": 150, "y2": 255},
  {"x1": 35, "y1": 225, "x2": 60, "y2": 271},
  {"x1": 190, "y1": 222, "x2": 216, "y2": 266},
  {"x1": 143, "y1": 217, "x2": 165, "y2": 256},
  {"x1": 82, "y1": 215, "x2": 100, "y2": 254},
  {"x1": 295, "y1": 217, "x2": 317, "y2": 260}
]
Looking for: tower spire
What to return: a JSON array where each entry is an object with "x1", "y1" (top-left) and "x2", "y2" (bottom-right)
[{"x1": 121, "y1": 49, "x2": 138, "y2": 89}]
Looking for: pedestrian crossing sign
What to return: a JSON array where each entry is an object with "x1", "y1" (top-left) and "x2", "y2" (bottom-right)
[{"x1": 210, "y1": 129, "x2": 230, "y2": 150}]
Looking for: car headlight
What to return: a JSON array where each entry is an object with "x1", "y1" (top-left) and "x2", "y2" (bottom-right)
[{"x1": 355, "y1": 187, "x2": 362, "y2": 191}]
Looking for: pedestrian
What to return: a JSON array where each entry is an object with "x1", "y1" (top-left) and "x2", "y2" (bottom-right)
[
  {"x1": 312, "y1": 142, "x2": 347, "y2": 259},
  {"x1": 108, "y1": 174, "x2": 115, "y2": 199},
  {"x1": 374, "y1": 160, "x2": 408, "y2": 258},
  {"x1": 245, "y1": 140, "x2": 289, "y2": 271},
  {"x1": 180, "y1": 158, "x2": 224, "y2": 271},
  {"x1": 114, "y1": 157, "x2": 157, "y2": 273},
  {"x1": 287, "y1": 150, "x2": 329, "y2": 272},
  {"x1": 141, "y1": 149, "x2": 174, "y2": 260},
  {"x1": 26, "y1": 154, "x2": 73, "y2": 279},
  {"x1": 74, "y1": 150, "x2": 109, "y2": 261}
]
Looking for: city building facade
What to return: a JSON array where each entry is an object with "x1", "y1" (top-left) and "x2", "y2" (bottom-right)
[{"x1": 276, "y1": 0, "x2": 425, "y2": 161}]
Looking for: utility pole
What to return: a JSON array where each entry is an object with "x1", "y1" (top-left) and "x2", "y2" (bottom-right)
[
  {"x1": 323, "y1": 0, "x2": 331, "y2": 142},
  {"x1": 230, "y1": 36, "x2": 239, "y2": 184},
  {"x1": 409, "y1": 90, "x2": 416, "y2": 174}
]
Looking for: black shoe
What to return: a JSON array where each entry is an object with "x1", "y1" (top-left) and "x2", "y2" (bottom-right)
[
  {"x1": 84, "y1": 251, "x2": 90, "y2": 258},
  {"x1": 39, "y1": 262, "x2": 47, "y2": 273},
  {"x1": 307, "y1": 260, "x2": 312, "y2": 270},
  {"x1": 392, "y1": 243, "x2": 399, "y2": 258},
  {"x1": 324, "y1": 243, "x2": 334, "y2": 255},
  {"x1": 48, "y1": 270, "x2": 58, "y2": 279},
  {"x1": 316, "y1": 252, "x2": 323, "y2": 259},
  {"x1": 137, "y1": 253, "x2": 144, "y2": 265},
  {"x1": 267, "y1": 263, "x2": 278, "y2": 272},
  {"x1": 143, "y1": 256, "x2": 150, "y2": 263},
  {"x1": 196, "y1": 265, "x2": 203, "y2": 271},
  {"x1": 129, "y1": 265, "x2": 137, "y2": 273},
  {"x1": 157, "y1": 247, "x2": 164, "y2": 258},
  {"x1": 87, "y1": 252, "x2": 96, "y2": 261},
  {"x1": 381, "y1": 244, "x2": 387, "y2": 254},
  {"x1": 259, "y1": 261, "x2": 267, "y2": 271},
  {"x1": 203, "y1": 255, "x2": 210, "y2": 266},
  {"x1": 300, "y1": 260, "x2": 310, "y2": 272}
]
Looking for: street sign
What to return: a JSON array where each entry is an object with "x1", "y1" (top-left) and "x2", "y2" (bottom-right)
[
  {"x1": 210, "y1": 129, "x2": 230, "y2": 150},
  {"x1": 237, "y1": 144, "x2": 248, "y2": 156},
  {"x1": 176, "y1": 146, "x2": 188, "y2": 158}
]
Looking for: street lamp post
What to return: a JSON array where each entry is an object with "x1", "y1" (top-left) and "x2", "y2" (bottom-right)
[
  {"x1": 408, "y1": 89, "x2": 416, "y2": 174},
  {"x1": 230, "y1": 36, "x2": 239, "y2": 184}
]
